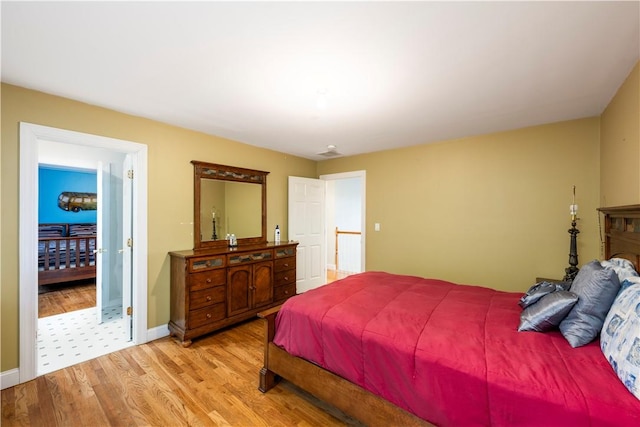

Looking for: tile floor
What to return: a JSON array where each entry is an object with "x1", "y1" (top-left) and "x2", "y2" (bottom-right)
[{"x1": 37, "y1": 305, "x2": 134, "y2": 375}]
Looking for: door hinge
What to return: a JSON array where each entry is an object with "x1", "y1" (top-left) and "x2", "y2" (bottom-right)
[
  {"x1": 127, "y1": 238, "x2": 133, "y2": 248},
  {"x1": 127, "y1": 306, "x2": 132, "y2": 316},
  {"x1": 127, "y1": 169, "x2": 134, "y2": 179}
]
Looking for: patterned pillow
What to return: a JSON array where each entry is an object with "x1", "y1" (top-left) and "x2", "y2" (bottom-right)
[
  {"x1": 600, "y1": 285, "x2": 640, "y2": 400},
  {"x1": 601, "y1": 258, "x2": 640, "y2": 283},
  {"x1": 619, "y1": 276, "x2": 640, "y2": 294}
]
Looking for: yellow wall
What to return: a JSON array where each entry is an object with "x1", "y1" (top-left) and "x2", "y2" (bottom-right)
[
  {"x1": 2, "y1": 61, "x2": 638, "y2": 373},
  {"x1": 0, "y1": 83, "x2": 316, "y2": 371},
  {"x1": 600, "y1": 62, "x2": 640, "y2": 206},
  {"x1": 318, "y1": 118, "x2": 602, "y2": 291}
]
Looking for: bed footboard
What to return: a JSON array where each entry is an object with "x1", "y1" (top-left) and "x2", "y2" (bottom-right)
[{"x1": 257, "y1": 306, "x2": 431, "y2": 426}]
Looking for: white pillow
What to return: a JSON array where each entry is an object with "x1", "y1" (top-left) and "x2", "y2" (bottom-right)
[{"x1": 600, "y1": 285, "x2": 640, "y2": 400}]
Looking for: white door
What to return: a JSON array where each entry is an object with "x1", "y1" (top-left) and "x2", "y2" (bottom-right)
[
  {"x1": 121, "y1": 155, "x2": 133, "y2": 340},
  {"x1": 96, "y1": 159, "x2": 131, "y2": 338},
  {"x1": 96, "y1": 162, "x2": 107, "y2": 323},
  {"x1": 288, "y1": 176, "x2": 326, "y2": 293}
]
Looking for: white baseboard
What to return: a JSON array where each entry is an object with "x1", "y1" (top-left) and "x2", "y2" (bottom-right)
[
  {"x1": 1, "y1": 369, "x2": 20, "y2": 390},
  {"x1": 146, "y1": 324, "x2": 170, "y2": 342},
  {"x1": 2, "y1": 325, "x2": 171, "y2": 389}
]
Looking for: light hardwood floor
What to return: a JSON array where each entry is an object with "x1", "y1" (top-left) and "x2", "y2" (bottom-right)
[
  {"x1": 38, "y1": 281, "x2": 96, "y2": 318},
  {"x1": 1, "y1": 318, "x2": 361, "y2": 426},
  {"x1": 326, "y1": 270, "x2": 351, "y2": 284}
]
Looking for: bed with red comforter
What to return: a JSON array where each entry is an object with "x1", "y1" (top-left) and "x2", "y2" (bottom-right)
[{"x1": 264, "y1": 271, "x2": 640, "y2": 426}]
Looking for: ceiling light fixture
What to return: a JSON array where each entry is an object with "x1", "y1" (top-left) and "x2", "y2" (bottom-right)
[{"x1": 317, "y1": 144, "x2": 342, "y2": 158}]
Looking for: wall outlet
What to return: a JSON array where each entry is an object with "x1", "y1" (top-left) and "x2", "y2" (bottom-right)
[{"x1": 374, "y1": 223, "x2": 380, "y2": 231}]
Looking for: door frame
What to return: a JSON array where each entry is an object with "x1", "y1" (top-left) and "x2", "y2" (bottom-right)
[
  {"x1": 320, "y1": 170, "x2": 366, "y2": 274},
  {"x1": 18, "y1": 122, "x2": 148, "y2": 383}
]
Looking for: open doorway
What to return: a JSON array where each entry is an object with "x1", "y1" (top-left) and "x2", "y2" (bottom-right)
[
  {"x1": 321, "y1": 171, "x2": 366, "y2": 283},
  {"x1": 288, "y1": 170, "x2": 365, "y2": 292},
  {"x1": 19, "y1": 122, "x2": 148, "y2": 384},
  {"x1": 35, "y1": 161, "x2": 131, "y2": 375}
]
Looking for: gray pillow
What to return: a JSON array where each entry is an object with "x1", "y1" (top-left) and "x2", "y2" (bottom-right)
[
  {"x1": 518, "y1": 291, "x2": 579, "y2": 332},
  {"x1": 519, "y1": 281, "x2": 571, "y2": 309},
  {"x1": 559, "y1": 260, "x2": 620, "y2": 347}
]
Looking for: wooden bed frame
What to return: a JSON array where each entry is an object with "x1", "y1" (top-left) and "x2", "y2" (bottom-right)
[
  {"x1": 258, "y1": 205, "x2": 640, "y2": 426},
  {"x1": 258, "y1": 305, "x2": 430, "y2": 426},
  {"x1": 38, "y1": 223, "x2": 97, "y2": 286}
]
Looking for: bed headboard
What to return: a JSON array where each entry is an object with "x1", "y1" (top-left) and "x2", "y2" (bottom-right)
[{"x1": 598, "y1": 205, "x2": 640, "y2": 269}]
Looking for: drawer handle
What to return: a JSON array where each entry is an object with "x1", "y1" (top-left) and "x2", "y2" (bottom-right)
[
  {"x1": 205, "y1": 261, "x2": 211, "y2": 267},
  {"x1": 206, "y1": 278, "x2": 212, "y2": 283},
  {"x1": 206, "y1": 296, "x2": 212, "y2": 301},
  {"x1": 206, "y1": 313, "x2": 212, "y2": 319},
  {"x1": 283, "y1": 276, "x2": 288, "y2": 281},
  {"x1": 284, "y1": 290, "x2": 289, "y2": 295},
  {"x1": 283, "y1": 263, "x2": 289, "y2": 268}
]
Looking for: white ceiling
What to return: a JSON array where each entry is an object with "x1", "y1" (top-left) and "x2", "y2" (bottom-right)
[{"x1": 2, "y1": 2, "x2": 639, "y2": 161}]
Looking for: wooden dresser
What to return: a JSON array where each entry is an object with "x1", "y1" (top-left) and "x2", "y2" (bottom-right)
[{"x1": 169, "y1": 241, "x2": 297, "y2": 346}]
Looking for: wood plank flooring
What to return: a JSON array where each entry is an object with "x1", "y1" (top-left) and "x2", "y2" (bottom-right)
[
  {"x1": 326, "y1": 270, "x2": 351, "y2": 284},
  {"x1": 1, "y1": 318, "x2": 362, "y2": 427},
  {"x1": 38, "y1": 281, "x2": 96, "y2": 318}
]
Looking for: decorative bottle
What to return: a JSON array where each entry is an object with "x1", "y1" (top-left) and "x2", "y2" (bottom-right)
[{"x1": 275, "y1": 225, "x2": 281, "y2": 243}]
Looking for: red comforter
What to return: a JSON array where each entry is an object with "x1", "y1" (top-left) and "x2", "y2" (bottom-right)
[{"x1": 273, "y1": 272, "x2": 640, "y2": 426}]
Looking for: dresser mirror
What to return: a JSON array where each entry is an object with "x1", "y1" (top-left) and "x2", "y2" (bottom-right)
[{"x1": 192, "y1": 161, "x2": 268, "y2": 249}]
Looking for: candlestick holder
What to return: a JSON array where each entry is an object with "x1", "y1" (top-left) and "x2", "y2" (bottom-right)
[
  {"x1": 212, "y1": 218, "x2": 218, "y2": 240},
  {"x1": 563, "y1": 216, "x2": 580, "y2": 281}
]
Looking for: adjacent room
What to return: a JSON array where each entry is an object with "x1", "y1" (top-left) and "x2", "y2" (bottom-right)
[{"x1": 2, "y1": 1, "x2": 639, "y2": 426}]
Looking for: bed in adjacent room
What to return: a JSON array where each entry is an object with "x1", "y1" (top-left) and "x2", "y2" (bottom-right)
[
  {"x1": 258, "y1": 205, "x2": 640, "y2": 426},
  {"x1": 38, "y1": 223, "x2": 97, "y2": 286}
]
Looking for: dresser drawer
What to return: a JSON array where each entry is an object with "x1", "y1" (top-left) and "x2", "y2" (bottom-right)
[
  {"x1": 190, "y1": 286, "x2": 225, "y2": 311},
  {"x1": 274, "y1": 257, "x2": 295, "y2": 272},
  {"x1": 228, "y1": 250, "x2": 273, "y2": 265},
  {"x1": 189, "y1": 269, "x2": 226, "y2": 291},
  {"x1": 275, "y1": 246, "x2": 296, "y2": 258},
  {"x1": 189, "y1": 255, "x2": 226, "y2": 272},
  {"x1": 274, "y1": 283, "x2": 296, "y2": 301},
  {"x1": 188, "y1": 303, "x2": 225, "y2": 329},
  {"x1": 274, "y1": 269, "x2": 295, "y2": 286}
]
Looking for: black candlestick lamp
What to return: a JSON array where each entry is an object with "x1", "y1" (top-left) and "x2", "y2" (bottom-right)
[
  {"x1": 211, "y1": 208, "x2": 218, "y2": 241},
  {"x1": 563, "y1": 186, "x2": 580, "y2": 282}
]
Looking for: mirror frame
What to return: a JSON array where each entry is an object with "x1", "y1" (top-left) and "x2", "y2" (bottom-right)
[{"x1": 192, "y1": 160, "x2": 269, "y2": 249}]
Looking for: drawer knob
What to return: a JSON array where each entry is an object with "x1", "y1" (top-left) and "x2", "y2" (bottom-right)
[
  {"x1": 283, "y1": 276, "x2": 288, "y2": 281},
  {"x1": 206, "y1": 278, "x2": 212, "y2": 283},
  {"x1": 206, "y1": 296, "x2": 212, "y2": 301},
  {"x1": 205, "y1": 261, "x2": 211, "y2": 267},
  {"x1": 206, "y1": 313, "x2": 212, "y2": 319},
  {"x1": 283, "y1": 263, "x2": 289, "y2": 268},
  {"x1": 284, "y1": 290, "x2": 289, "y2": 295}
]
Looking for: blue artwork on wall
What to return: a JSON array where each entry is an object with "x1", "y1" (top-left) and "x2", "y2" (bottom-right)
[{"x1": 39, "y1": 165, "x2": 97, "y2": 223}]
